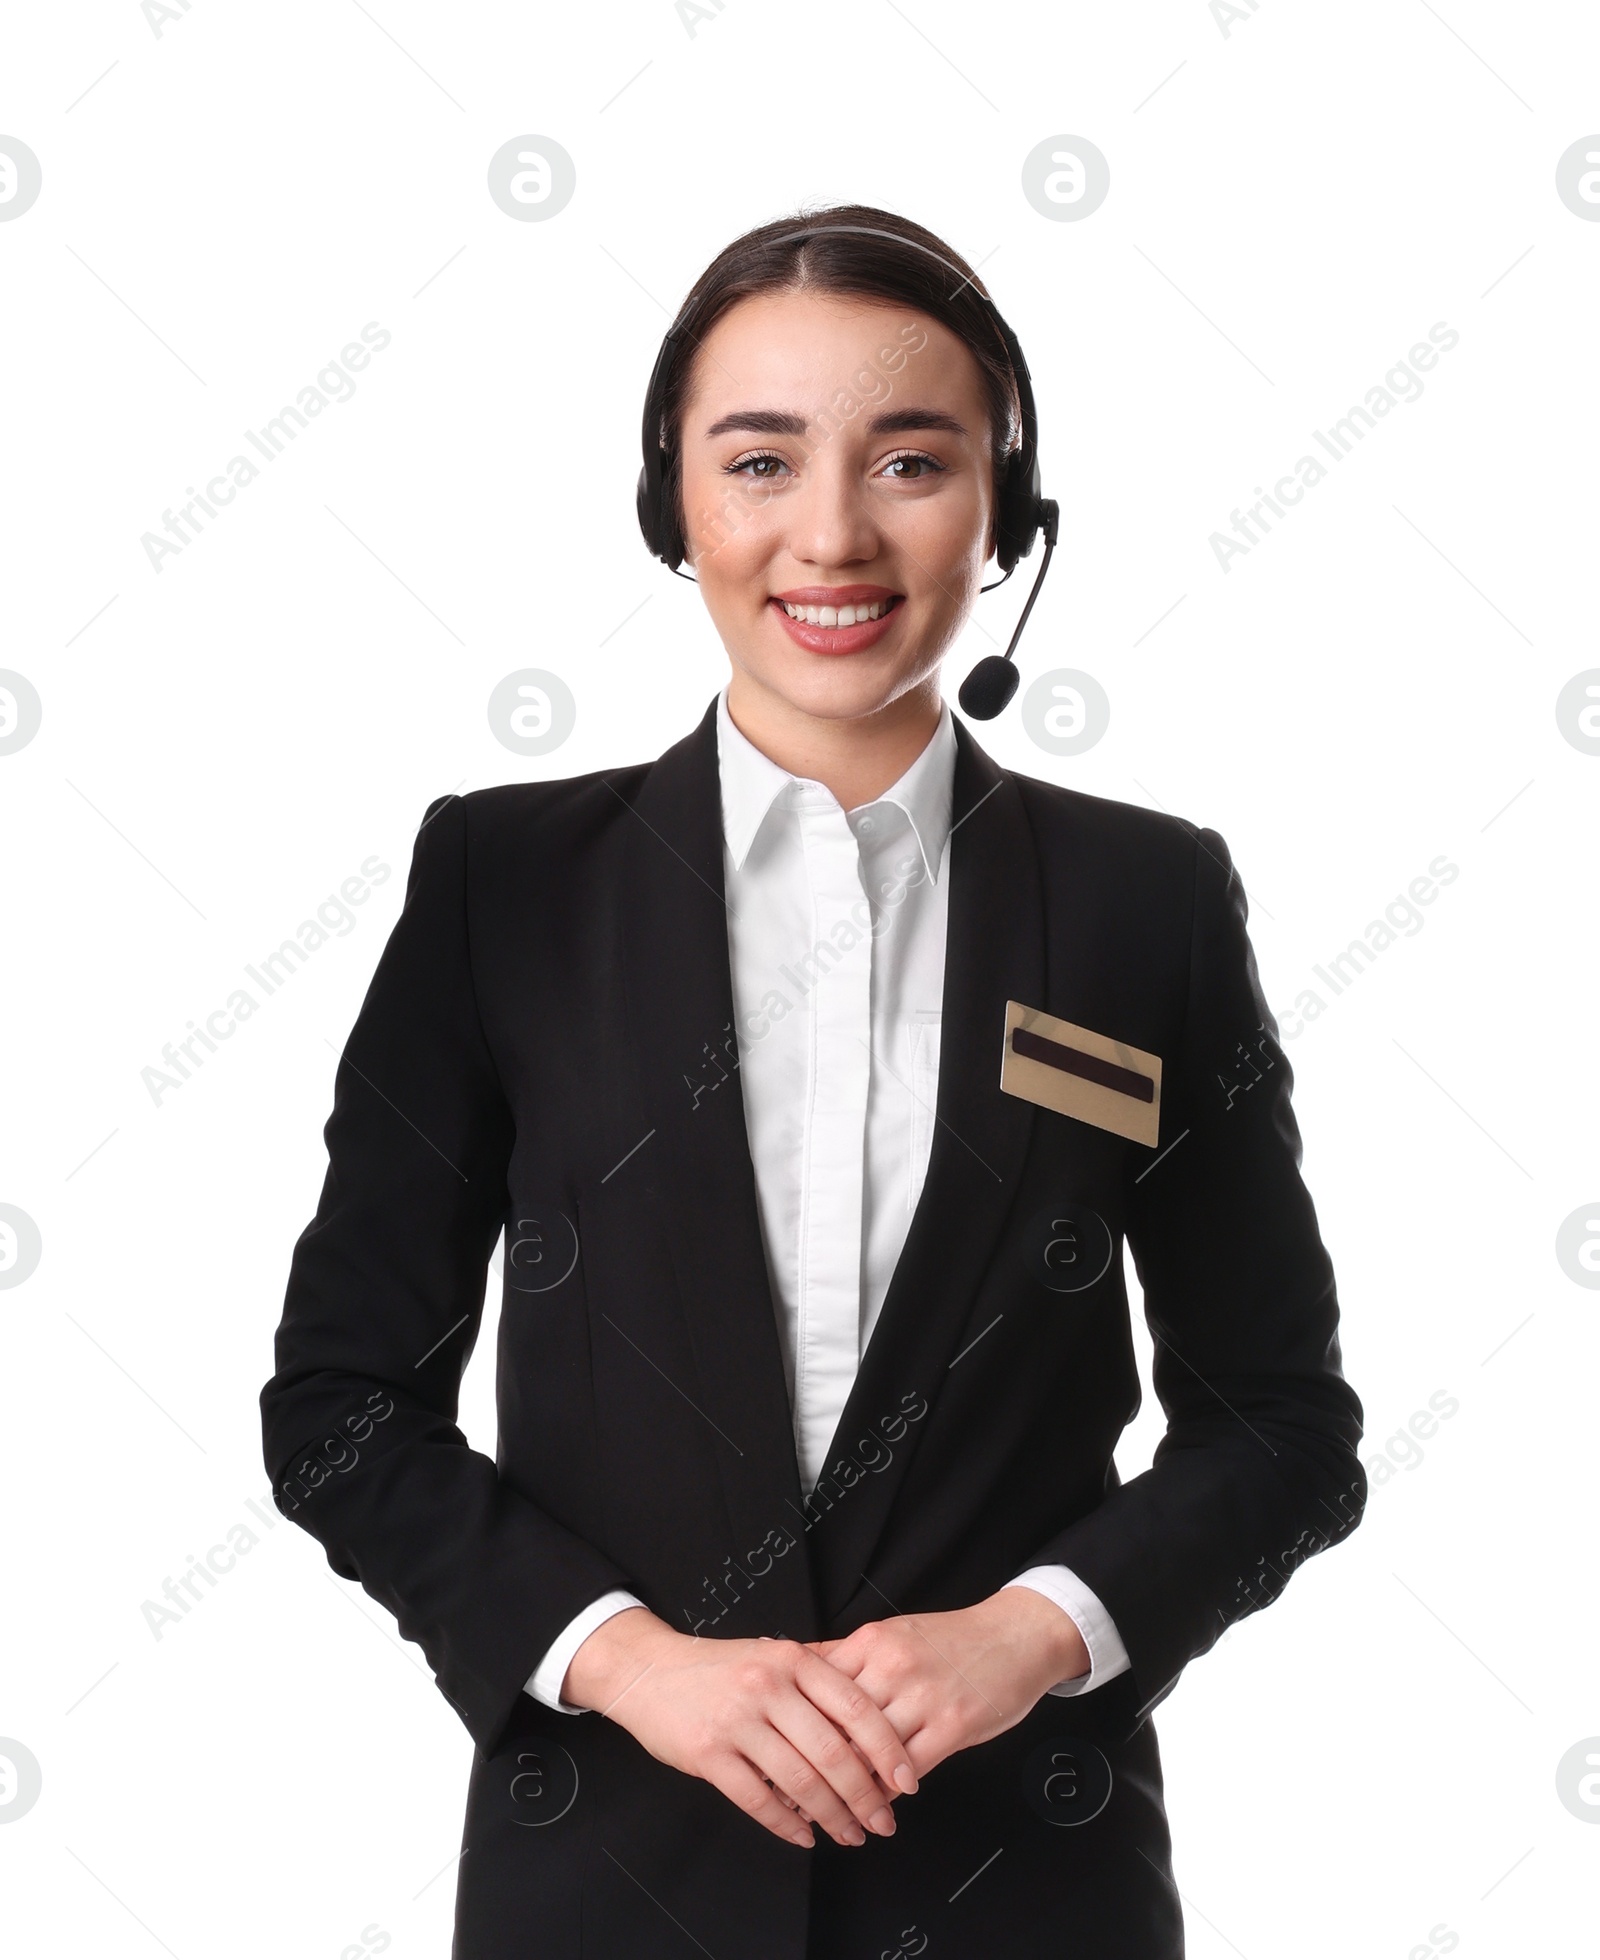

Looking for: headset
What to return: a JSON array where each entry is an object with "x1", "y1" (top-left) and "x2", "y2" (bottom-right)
[{"x1": 635, "y1": 222, "x2": 1060, "y2": 720}]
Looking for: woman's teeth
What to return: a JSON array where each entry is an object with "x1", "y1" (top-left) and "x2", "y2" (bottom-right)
[{"x1": 779, "y1": 598, "x2": 893, "y2": 627}]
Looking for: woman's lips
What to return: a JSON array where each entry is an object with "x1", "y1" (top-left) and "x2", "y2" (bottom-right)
[{"x1": 768, "y1": 593, "x2": 904, "y2": 656}]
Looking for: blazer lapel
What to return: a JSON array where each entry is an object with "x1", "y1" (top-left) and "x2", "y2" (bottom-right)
[
  {"x1": 613, "y1": 697, "x2": 818, "y2": 1638},
  {"x1": 803, "y1": 716, "x2": 1045, "y2": 1623}
]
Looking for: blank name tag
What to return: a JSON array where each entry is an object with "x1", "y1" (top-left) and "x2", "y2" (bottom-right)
[{"x1": 999, "y1": 1000, "x2": 1162, "y2": 1148}]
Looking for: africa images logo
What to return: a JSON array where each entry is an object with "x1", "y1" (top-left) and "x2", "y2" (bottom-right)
[
  {"x1": 139, "y1": 323, "x2": 392, "y2": 573},
  {"x1": 1209, "y1": 323, "x2": 1460, "y2": 572}
]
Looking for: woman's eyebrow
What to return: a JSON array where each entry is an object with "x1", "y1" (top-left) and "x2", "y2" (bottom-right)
[
  {"x1": 703, "y1": 406, "x2": 970, "y2": 438},
  {"x1": 865, "y1": 407, "x2": 969, "y2": 437}
]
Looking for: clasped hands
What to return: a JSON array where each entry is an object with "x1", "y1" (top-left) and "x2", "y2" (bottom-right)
[{"x1": 560, "y1": 1587, "x2": 1089, "y2": 1850}]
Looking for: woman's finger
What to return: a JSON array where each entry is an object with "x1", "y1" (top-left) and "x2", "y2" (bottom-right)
[
  {"x1": 742, "y1": 1727, "x2": 874, "y2": 1846},
  {"x1": 788, "y1": 1653, "x2": 921, "y2": 1805},
  {"x1": 798, "y1": 1648, "x2": 919, "y2": 1796},
  {"x1": 764, "y1": 1779, "x2": 811, "y2": 1822},
  {"x1": 713, "y1": 1755, "x2": 818, "y2": 1848}
]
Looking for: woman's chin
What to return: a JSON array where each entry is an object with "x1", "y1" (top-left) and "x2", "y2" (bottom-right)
[{"x1": 733, "y1": 651, "x2": 931, "y2": 726}]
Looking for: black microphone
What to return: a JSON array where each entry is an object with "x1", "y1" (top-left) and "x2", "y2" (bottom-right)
[
  {"x1": 959, "y1": 654, "x2": 1022, "y2": 720},
  {"x1": 958, "y1": 499, "x2": 1060, "y2": 721}
]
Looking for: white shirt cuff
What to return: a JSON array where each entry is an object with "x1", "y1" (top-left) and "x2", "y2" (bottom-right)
[
  {"x1": 1005, "y1": 1564, "x2": 1131, "y2": 1696},
  {"x1": 523, "y1": 1590, "x2": 647, "y2": 1714}
]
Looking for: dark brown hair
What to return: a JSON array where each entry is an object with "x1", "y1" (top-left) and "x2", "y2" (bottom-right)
[{"x1": 656, "y1": 203, "x2": 1023, "y2": 543}]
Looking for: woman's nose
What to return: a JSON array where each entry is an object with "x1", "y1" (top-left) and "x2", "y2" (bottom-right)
[{"x1": 785, "y1": 456, "x2": 879, "y2": 567}]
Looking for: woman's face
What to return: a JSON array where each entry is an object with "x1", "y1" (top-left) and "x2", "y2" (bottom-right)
[{"x1": 674, "y1": 289, "x2": 999, "y2": 727}]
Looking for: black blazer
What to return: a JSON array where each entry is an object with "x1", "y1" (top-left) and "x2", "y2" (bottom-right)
[{"x1": 261, "y1": 694, "x2": 1364, "y2": 1960}]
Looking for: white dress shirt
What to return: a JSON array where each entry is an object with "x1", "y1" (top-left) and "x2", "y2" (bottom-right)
[{"x1": 525, "y1": 684, "x2": 1130, "y2": 1712}]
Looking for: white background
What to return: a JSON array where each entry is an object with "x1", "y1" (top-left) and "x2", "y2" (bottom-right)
[{"x1": 3, "y1": 1, "x2": 1597, "y2": 1954}]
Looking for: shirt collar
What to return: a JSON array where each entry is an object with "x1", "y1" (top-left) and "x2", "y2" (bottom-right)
[{"x1": 715, "y1": 681, "x2": 956, "y2": 885}]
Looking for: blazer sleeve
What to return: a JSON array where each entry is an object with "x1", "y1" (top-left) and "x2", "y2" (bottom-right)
[
  {"x1": 1019, "y1": 823, "x2": 1366, "y2": 1727},
  {"x1": 260, "y1": 792, "x2": 638, "y2": 1759}
]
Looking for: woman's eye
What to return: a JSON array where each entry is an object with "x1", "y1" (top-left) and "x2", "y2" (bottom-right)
[
  {"x1": 880, "y1": 451, "x2": 945, "y2": 480},
  {"x1": 727, "y1": 451, "x2": 789, "y2": 480}
]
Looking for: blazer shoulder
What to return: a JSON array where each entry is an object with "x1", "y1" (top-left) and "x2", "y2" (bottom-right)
[
  {"x1": 417, "y1": 756, "x2": 657, "y2": 848},
  {"x1": 1007, "y1": 763, "x2": 1219, "y2": 878}
]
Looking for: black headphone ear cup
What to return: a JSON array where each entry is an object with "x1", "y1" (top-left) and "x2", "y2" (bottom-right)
[
  {"x1": 658, "y1": 455, "x2": 683, "y2": 571},
  {"x1": 637, "y1": 450, "x2": 685, "y2": 570},
  {"x1": 635, "y1": 464, "x2": 656, "y2": 557},
  {"x1": 995, "y1": 452, "x2": 1042, "y2": 573}
]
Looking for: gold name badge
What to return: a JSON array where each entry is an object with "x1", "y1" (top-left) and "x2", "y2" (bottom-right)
[{"x1": 999, "y1": 1000, "x2": 1162, "y2": 1148}]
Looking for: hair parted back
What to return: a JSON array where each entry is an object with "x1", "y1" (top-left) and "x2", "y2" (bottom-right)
[{"x1": 649, "y1": 202, "x2": 1027, "y2": 564}]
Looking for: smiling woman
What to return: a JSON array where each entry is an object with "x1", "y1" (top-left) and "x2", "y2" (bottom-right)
[
  {"x1": 264, "y1": 200, "x2": 1365, "y2": 1960},
  {"x1": 681, "y1": 285, "x2": 990, "y2": 714},
  {"x1": 637, "y1": 205, "x2": 1061, "y2": 763}
]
